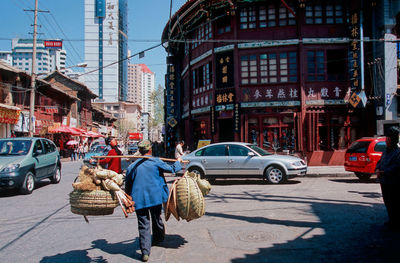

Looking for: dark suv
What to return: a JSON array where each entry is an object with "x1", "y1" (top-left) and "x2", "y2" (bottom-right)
[{"x1": 344, "y1": 137, "x2": 386, "y2": 180}]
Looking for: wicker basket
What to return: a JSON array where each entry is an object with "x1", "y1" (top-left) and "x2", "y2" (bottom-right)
[
  {"x1": 175, "y1": 172, "x2": 205, "y2": 222},
  {"x1": 69, "y1": 189, "x2": 119, "y2": 216}
]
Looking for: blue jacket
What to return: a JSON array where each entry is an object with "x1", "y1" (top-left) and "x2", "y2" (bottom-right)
[
  {"x1": 125, "y1": 156, "x2": 182, "y2": 210},
  {"x1": 376, "y1": 147, "x2": 400, "y2": 184}
]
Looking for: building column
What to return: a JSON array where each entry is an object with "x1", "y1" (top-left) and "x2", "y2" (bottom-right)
[{"x1": 383, "y1": 33, "x2": 398, "y2": 120}]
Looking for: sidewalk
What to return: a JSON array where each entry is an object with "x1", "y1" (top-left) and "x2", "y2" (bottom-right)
[{"x1": 306, "y1": 165, "x2": 353, "y2": 177}]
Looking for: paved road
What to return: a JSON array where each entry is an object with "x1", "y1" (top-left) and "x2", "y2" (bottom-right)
[{"x1": 0, "y1": 161, "x2": 398, "y2": 263}]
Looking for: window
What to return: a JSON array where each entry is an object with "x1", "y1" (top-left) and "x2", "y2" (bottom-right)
[
  {"x1": 203, "y1": 145, "x2": 227, "y2": 156},
  {"x1": 306, "y1": 1, "x2": 344, "y2": 24},
  {"x1": 241, "y1": 52, "x2": 297, "y2": 84},
  {"x1": 42, "y1": 139, "x2": 54, "y2": 153},
  {"x1": 307, "y1": 51, "x2": 324, "y2": 81},
  {"x1": 33, "y1": 140, "x2": 44, "y2": 155},
  {"x1": 241, "y1": 55, "x2": 257, "y2": 84},
  {"x1": 280, "y1": 52, "x2": 298, "y2": 82},
  {"x1": 326, "y1": 2, "x2": 343, "y2": 24},
  {"x1": 278, "y1": 4, "x2": 296, "y2": 26},
  {"x1": 192, "y1": 22, "x2": 212, "y2": 48},
  {"x1": 242, "y1": 4, "x2": 296, "y2": 29},
  {"x1": 260, "y1": 53, "x2": 277, "y2": 83},
  {"x1": 228, "y1": 145, "x2": 250, "y2": 156},
  {"x1": 347, "y1": 141, "x2": 370, "y2": 153},
  {"x1": 374, "y1": 142, "x2": 386, "y2": 152},
  {"x1": 240, "y1": 6, "x2": 256, "y2": 29}
]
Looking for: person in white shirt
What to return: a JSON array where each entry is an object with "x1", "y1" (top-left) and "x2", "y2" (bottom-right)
[{"x1": 175, "y1": 140, "x2": 184, "y2": 159}]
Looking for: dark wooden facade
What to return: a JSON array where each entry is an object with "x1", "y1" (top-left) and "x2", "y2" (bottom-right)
[{"x1": 163, "y1": 0, "x2": 378, "y2": 165}]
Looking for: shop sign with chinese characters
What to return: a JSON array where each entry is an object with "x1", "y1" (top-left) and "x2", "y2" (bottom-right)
[
  {"x1": 211, "y1": 106, "x2": 215, "y2": 134},
  {"x1": 166, "y1": 65, "x2": 178, "y2": 128},
  {"x1": 215, "y1": 89, "x2": 235, "y2": 105},
  {"x1": 233, "y1": 103, "x2": 240, "y2": 133},
  {"x1": 215, "y1": 51, "x2": 234, "y2": 89},
  {"x1": 45, "y1": 106, "x2": 58, "y2": 114},
  {"x1": 349, "y1": 11, "x2": 361, "y2": 92}
]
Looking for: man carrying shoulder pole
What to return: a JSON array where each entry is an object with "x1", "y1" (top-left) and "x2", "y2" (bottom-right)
[{"x1": 125, "y1": 140, "x2": 183, "y2": 262}]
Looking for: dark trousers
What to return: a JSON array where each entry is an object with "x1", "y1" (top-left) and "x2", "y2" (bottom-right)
[
  {"x1": 136, "y1": 204, "x2": 165, "y2": 255},
  {"x1": 381, "y1": 183, "x2": 400, "y2": 224}
]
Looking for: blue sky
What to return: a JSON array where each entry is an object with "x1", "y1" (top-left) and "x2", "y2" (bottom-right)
[{"x1": 0, "y1": 0, "x2": 188, "y2": 88}]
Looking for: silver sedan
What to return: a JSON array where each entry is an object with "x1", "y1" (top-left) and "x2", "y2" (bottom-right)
[{"x1": 182, "y1": 142, "x2": 307, "y2": 184}]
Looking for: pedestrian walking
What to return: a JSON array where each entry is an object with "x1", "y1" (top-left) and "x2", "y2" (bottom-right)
[
  {"x1": 125, "y1": 140, "x2": 182, "y2": 262},
  {"x1": 175, "y1": 140, "x2": 184, "y2": 159},
  {"x1": 78, "y1": 143, "x2": 84, "y2": 160},
  {"x1": 98, "y1": 138, "x2": 122, "y2": 174},
  {"x1": 83, "y1": 143, "x2": 89, "y2": 159},
  {"x1": 376, "y1": 126, "x2": 400, "y2": 231},
  {"x1": 70, "y1": 145, "x2": 76, "y2": 161}
]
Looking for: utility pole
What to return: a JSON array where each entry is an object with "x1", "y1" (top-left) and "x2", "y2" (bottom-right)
[{"x1": 28, "y1": 0, "x2": 39, "y2": 137}]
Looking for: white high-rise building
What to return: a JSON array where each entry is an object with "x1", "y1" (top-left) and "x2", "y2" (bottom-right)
[
  {"x1": 127, "y1": 64, "x2": 155, "y2": 116},
  {"x1": 0, "y1": 51, "x2": 13, "y2": 66},
  {"x1": 11, "y1": 38, "x2": 67, "y2": 75},
  {"x1": 127, "y1": 64, "x2": 142, "y2": 105},
  {"x1": 84, "y1": 0, "x2": 128, "y2": 102},
  {"x1": 141, "y1": 64, "x2": 155, "y2": 116}
]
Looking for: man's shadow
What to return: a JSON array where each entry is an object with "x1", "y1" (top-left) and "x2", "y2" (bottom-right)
[{"x1": 40, "y1": 234, "x2": 186, "y2": 262}]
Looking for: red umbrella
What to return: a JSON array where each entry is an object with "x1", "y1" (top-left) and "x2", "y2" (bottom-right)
[{"x1": 66, "y1": 140, "x2": 79, "y2": 145}]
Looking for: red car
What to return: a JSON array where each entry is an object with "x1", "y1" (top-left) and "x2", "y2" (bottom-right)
[{"x1": 344, "y1": 137, "x2": 386, "y2": 180}]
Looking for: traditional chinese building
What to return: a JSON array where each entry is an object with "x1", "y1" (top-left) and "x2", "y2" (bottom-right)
[
  {"x1": 44, "y1": 71, "x2": 97, "y2": 130},
  {"x1": 162, "y1": 0, "x2": 400, "y2": 165}
]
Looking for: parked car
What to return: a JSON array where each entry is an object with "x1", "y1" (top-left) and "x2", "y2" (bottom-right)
[
  {"x1": 127, "y1": 142, "x2": 138, "y2": 155},
  {"x1": 83, "y1": 144, "x2": 107, "y2": 166},
  {"x1": 181, "y1": 142, "x2": 307, "y2": 184},
  {"x1": 0, "y1": 137, "x2": 61, "y2": 194},
  {"x1": 344, "y1": 137, "x2": 386, "y2": 180}
]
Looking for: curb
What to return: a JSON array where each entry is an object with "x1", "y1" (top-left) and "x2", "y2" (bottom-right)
[{"x1": 305, "y1": 173, "x2": 354, "y2": 177}]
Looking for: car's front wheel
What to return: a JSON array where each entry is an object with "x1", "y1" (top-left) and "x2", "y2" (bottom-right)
[
  {"x1": 355, "y1": 172, "x2": 372, "y2": 181},
  {"x1": 50, "y1": 167, "x2": 61, "y2": 184},
  {"x1": 265, "y1": 166, "x2": 287, "y2": 184},
  {"x1": 20, "y1": 172, "x2": 35, "y2": 194}
]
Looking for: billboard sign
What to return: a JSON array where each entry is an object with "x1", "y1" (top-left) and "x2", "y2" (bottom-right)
[{"x1": 44, "y1": 40, "x2": 63, "y2": 48}]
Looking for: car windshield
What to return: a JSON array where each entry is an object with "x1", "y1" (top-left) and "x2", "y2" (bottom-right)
[
  {"x1": 94, "y1": 145, "x2": 106, "y2": 153},
  {"x1": 248, "y1": 144, "x2": 272, "y2": 156},
  {"x1": 347, "y1": 141, "x2": 371, "y2": 153},
  {"x1": 0, "y1": 140, "x2": 32, "y2": 156}
]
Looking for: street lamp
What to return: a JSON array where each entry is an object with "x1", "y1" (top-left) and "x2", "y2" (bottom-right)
[{"x1": 65, "y1": 63, "x2": 87, "y2": 69}]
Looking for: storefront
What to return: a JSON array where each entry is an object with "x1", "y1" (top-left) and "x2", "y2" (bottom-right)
[
  {"x1": 0, "y1": 103, "x2": 20, "y2": 138},
  {"x1": 245, "y1": 111, "x2": 297, "y2": 153}
]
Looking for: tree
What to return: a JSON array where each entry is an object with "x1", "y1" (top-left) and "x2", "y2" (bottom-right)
[
  {"x1": 115, "y1": 119, "x2": 137, "y2": 146},
  {"x1": 149, "y1": 84, "x2": 165, "y2": 141}
]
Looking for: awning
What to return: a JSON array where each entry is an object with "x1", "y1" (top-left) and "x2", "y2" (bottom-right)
[
  {"x1": 49, "y1": 125, "x2": 81, "y2": 135},
  {"x1": 0, "y1": 103, "x2": 21, "y2": 111},
  {"x1": 0, "y1": 103, "x2": 21, "y2": 124},
  {"x1": 85, "y1": 131, "x2": 104, "y2": 138}
]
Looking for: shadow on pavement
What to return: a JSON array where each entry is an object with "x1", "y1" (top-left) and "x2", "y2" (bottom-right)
[
  {"x1": 40, "y1": 250, "x2": 107, "y2": 263},
  {"x1": 0, "y1": 181, "x2": 51, "y2": 197},
  {"x1": 39, "y1": 234, "x2": 187, "y2": 262},
  {"x1": 330, "y1": 178, "x2": 379, "y2": 184},
  {"x1": 40, "y1": 238, "x2": 138, "y2": 263},
  {"x1": 204, "y1": 192, "x2": 399, "y2": 263}
]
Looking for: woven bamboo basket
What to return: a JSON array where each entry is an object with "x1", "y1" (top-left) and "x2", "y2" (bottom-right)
[
  {"x1": 175, "y1": 172, "x2": 205, "y2": 221},
  {"x1": 69, "y1": 189, "x2": 119, "y2": 216}
]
